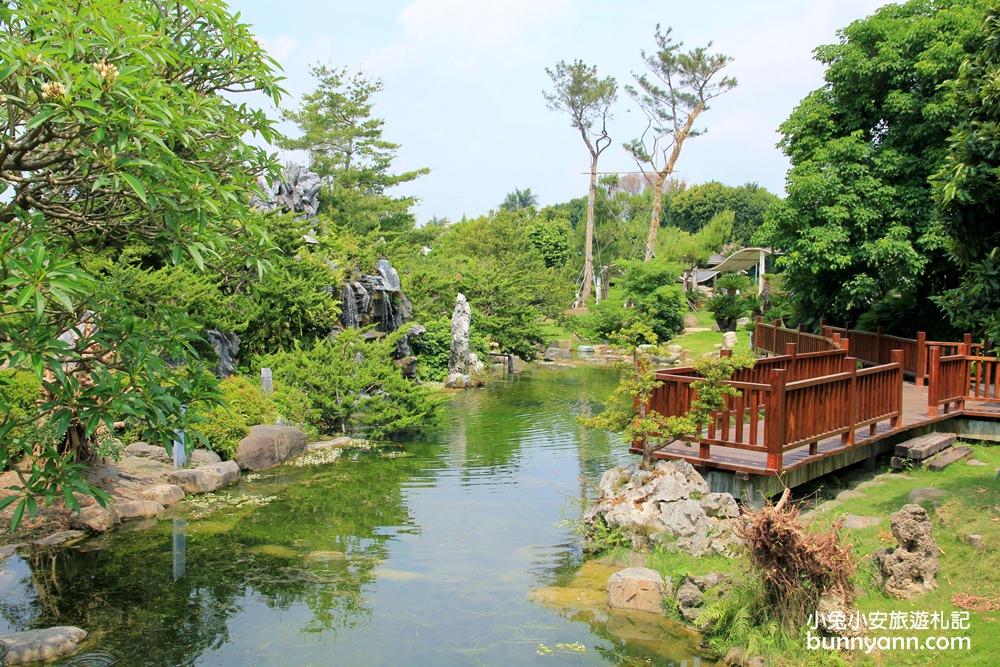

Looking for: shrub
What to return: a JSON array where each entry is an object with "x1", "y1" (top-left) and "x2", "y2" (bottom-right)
[
  {"x1": 0, "y1": 369, "x2": 47, "y2": 470},
  {"x1": 260, "y1": 328, "x2": 444, "y2": 438},
  {"x1": 200, "y1": 375, "x2": 275, "y2": 460},
  {"x1": 271, "y1": 381, "x2": 320, "y2": 441}
]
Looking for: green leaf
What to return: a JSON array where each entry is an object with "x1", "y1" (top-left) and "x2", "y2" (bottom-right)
[
  {"x1": 121, "y1": 172, "x2": 147, "y2": 204},
  {"x1": 25, "y1": 107, "x2": 57, "y2": 129}
]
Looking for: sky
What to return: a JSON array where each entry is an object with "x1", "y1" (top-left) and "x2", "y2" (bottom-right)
[{"x1": 231, "y1": 0, "x2": 892, "y2": 224}]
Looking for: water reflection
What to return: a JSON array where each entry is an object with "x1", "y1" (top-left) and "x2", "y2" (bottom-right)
[{"x1": 0, "y1": 366, "x2": 714, "y2": 666}]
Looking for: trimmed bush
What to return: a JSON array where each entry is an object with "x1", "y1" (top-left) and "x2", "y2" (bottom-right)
[{"x1": 200, "y1": 375, "x2": 275, "y2": 460}]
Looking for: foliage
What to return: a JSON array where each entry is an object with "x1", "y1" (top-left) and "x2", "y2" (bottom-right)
[
  {"x1": 280, "y1": 65, "x2": 428, "y2": 235},
  {"x1": 757, "y1": 0, "x2": 990, "y2": 329},
  {"x1": 0, "y1": 0, "x2": 282, "y2": 528},
  {"x1": 668, "y1": 181, "x2": 779, "y2": 246},
  {"x1": 625, "y1": 25, "x2": 737, "y2": 259},
  {"x1": 0, "y1": 369, "x2": 47, "y2": 469},
  {"x1": 201, "y1": 376, "x2": 275, "y2": 460},
  {"x1": 405, "y1": 209, "x2": 572, "y2": 359},
  {"x1": 259, "y1": 328, "x2": 444, "y2": 438},
  {"x1": 582, "y1": 322, "x2": 753, "y2": 468},
  {"x1": 657, "y1": 210, "x2": 734, "y2": 292},
  {"x1": 527, "y1": 215, "x2": 573, "y2": 268},
  {"x1": 270, "y1": 381, "x2": 320, "y2": 441},
  {"x1": 706, "y1": 273, "x2": 759, "y2": 332},
  {"x1": 499, "y1": 187, "x2": 539, "y2": 212},
  {"x1": 933, "y1": 10, "x2": 1000, "y2": 349},
  {"x1": 582, "y1": 260, "x2": 686, "y2": 343}
]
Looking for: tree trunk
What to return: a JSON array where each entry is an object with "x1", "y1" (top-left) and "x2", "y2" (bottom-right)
[
  {"x1": 643, "y1": 105, "x2": 703, "y2": 262},
  {"x1": 580, "y1": 154, "x2": 599, "y2": 304},
  {"x1": 644, "y1": 173, "x2": 666, "y2": 261}
]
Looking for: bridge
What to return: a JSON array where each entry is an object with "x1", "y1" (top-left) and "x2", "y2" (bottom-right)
[{"x1": 637, "y1": 319, "x2": 1000, "y2": 502}]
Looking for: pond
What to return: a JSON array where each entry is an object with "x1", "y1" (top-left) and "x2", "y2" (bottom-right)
[{"x1": 0, "y1": 366, "x2": 714, "y2": 666}]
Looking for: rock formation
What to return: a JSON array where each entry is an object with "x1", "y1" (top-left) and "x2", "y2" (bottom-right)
[
  {"x1": 583, "y1": 460, "x2": 741, "y2": 556},
  {"x1": 445, "y1": 293, "x2": 483, "y2": 387},
  {"x1": 873, "y1": 503, "x2": 939, "y2": 598},
  {"x1": 607, "y1": 567, "x2": 669, "y2": 614},
  {"x1": 250, "y1": 163, "x2": 321, "y2": 220}
]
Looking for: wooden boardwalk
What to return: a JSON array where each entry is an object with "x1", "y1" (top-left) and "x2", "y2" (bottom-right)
[{"x1": 640, "y1": 323, "x2": 1000, "y2": 500}]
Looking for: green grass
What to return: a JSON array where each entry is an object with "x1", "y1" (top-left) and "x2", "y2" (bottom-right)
[
  {"x1": 537, "y1": 320, "x2": 577, "y2": 346},
  {"x1": 802, "y1": 442, "x2": 1000, "y2": 666},
  {"x1": 666, "y1": 325, "x2": 754, "y2": 358}
]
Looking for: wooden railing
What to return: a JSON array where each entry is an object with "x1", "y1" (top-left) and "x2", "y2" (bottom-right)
[
  {"x1": 819, "y1": 323, "x2": 979, "y2": 386},
  {"x1": 755, "y1": 318, "x2": 843, "y2": 355},
  {"x1": 646, "y1": 349, "x2": 904, "y2": 472}
]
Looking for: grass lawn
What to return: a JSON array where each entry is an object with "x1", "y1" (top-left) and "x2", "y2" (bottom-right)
[{"x1": 802, "y1": 442, "x2": 1000, "y2": 666}]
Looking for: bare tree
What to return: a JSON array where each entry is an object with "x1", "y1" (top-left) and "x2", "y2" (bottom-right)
[
  {"x1": 544, "y1": 60, "x2": 617, "y2": 305},
  {"x1": 625, "y1": 25, "x2": 736, "y2": 261}
]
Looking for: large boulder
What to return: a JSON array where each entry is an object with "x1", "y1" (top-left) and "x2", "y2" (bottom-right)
[
  {"x1": 607, "y1": 567, "x2": 669, "y2": 614},
  {"x1": 70, "y1": 505, "x2": 119, "y2": 533},
  {"x1": 235, "y1": 425, "x2": 307, "y2": 471},
  {"x1": 873, "y1": 503, "x2": 939, "y2": 599},
  {"x1": 583, "y1": 461, "x2": 741, "y2": 556},
  {"x1": 543, "y1": 347, "x2": 573, "y2": 361},
  {"x1": 0, "y1": 627, "x2": 88, "y2": 666},
  {"x1": 140, "y1": 484, "x2": 185, "y2": 507},
  {"x1": 112, "y1": 499, "x2": 164, "y2": 520},
  {"x1": 168, "y1": 460, "x2": 240, "y2": 494},
  {"x1": 675, "y1": 572, "x2": 733, "y2": 623}
]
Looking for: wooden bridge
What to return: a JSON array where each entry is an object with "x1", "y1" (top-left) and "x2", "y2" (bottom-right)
[{"x1": 638, "y1": 319, "x2": 1000, "y2": 501}]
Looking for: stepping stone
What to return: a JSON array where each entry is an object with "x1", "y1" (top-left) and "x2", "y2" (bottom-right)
[
  {"x1": 0, "y1": 626, "x2": 88, "y2": 665},
  {"x1": 843, "y1": 514, "x2": 881, "y2": 529},
  {"x1": 966, "y1": 458, "x2": 989, "y2": 467},
  {"x1": 926, "y1": 446, "x2": 973, "y2": 471},
  {"x1": 907, "y1": 488, "x2": 947, "y2": 505},
  {"x1": 32, "y1": 530, "x2": 87, "y2": 547},
  {"x1": 836, "y1": 489, "x2": 865, "y2": 500}
]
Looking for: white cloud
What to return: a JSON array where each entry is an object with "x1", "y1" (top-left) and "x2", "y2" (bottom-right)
[{"x1": 367, "y1": 0, "x2": 575, "y2": 75}]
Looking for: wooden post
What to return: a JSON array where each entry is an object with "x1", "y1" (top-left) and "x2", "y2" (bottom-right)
[
  {"x1": 765, "y1": 368, "x2": 787, "y2": 472},
  {"x1": 877, "y1": 325, "x2": 886, "y2": 364},
  {"x1": 964, "y1": 333, "x2": 973, "y2": 355},
  {"x1": 784, "y1": 342, "x2": 797, "y2": 381},
  {"x1": 928, "y1": 346, "x2": 940, "y2": 418},
  {"x1": 890, "y1": 349, "x2": 903, "y2": 429},
  {"x1": 915, "y1": 331, "x2": 927, "y2": 386},
  {"x1": 842, "y1": 356, "x2": 858, "y2": 446}
]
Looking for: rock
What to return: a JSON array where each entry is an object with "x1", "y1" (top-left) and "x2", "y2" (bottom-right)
[
  {"x1": 815, "y1": 590, "x2": 866, "y2": 637},
  {"x1": 0, "y1": 626, "x2": 88, "y2": 666},
  {"x1": 583, "y1": 461, "x2": 741, "y2": 556},
  {"x1": 607, "y1": 567, "x2": 668, "y2": 614},
  {"x1": 124, "y1": 441, "x2": 172, "y2": 463},
  {"x1": 873, "y1": 504, "x2": 939, "y2": 599},
  {"x1": 396, "y1": 355, "x2": 418, "y2": 379},
  {"x1": 843, "y1": 514, "x2": 881, "y2": 530},
  {"x1": 722, "y1": 331, "x2": 738, "y2": 350},
  {"x1": 235, "y1": 424, "x2": 308, "y2": 471},
  {"x1": 511, "y1": 355, "x2": 529, "y2": 372},
  {"x1": 725, "y1": 647, "x2": 767, "y2": 667},
  {"x1": 667, "y1": 344, "x2": 683, "y2": 354},
  {"x1": 836, "y1": 489, "x2": 865, "y2": 500},
  {"x1": 32, "y1": 530, "x2": 87, "y2": 546},
  {"x1": 448, "y1": 293, "x2": 473, "y2": 375},
  {"x1": 308, "y1": 436, "x2": 352, "y2": 451},
  {"x1": 112, "y1": 499, "x2": 164, "y2": 520},
  {"x1": 966, "y1": 458, "x2": 989, "y2": 466},
  {"x1": 0, "y1": 544, "x2": 26, "y2": 560},
  {"x1": 444, "y1": 372, "x2": 470, "y2": 388},
  {"x1": 907, "y1": 487, "x2": 947, "y2": 506},
  {"x1": 675, "y1": 572, "x2": 732, "y2": 623},
  {"x1": 140, "y1": 484, "x2": 185, "y2": 506},
  {"x1": 168, "y1": 460, "x2": 240, "y2": 494},
  {"x1": 190, "y1": 448, "x2": 222, "y2": 465},
  {"x1": 543, "y1": 347, "x2": 573, "y2": 361},
  {"x1": 550, "y1": 339, "x2": 573, "y2": 350},
  {"x1": 577, "y1": 345, "x2": 595, "y2": 354},
  {"x1": 70, "y1": 504, "x2": 119, "y2": 533},
  {"x1": 960, "y1": 533, "x2": 984, "y2": 549}
]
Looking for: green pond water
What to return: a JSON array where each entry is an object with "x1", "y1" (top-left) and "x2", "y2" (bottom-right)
[{"x1": 0, "y1": 366, "x2": 714, "y2": 666}]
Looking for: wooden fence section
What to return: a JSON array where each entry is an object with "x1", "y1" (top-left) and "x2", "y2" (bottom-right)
[
  {"x1": 755, "y1": 318, "x2": 843, "y2": 355},
  {"x1": 646, "y1": 349, "x2": 904, "y2": 472}
]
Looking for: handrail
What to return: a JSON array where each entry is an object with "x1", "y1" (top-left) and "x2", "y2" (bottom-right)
[{"x1": 645, "y1": 349, "x2": 904, "y2": 472}]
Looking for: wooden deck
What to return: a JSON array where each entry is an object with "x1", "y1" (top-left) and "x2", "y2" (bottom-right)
[{"x1": 639, "y1": 324, "x2": 1000, "y2": 501}]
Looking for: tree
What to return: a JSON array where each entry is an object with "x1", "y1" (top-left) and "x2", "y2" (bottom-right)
[
  {"x1": 499, "y1": 187, "x2": 539, "y2": 212},
  {"x1": 0, "y1": 0, "x2": 282, "y2": 527},
  {"x1": 934, "y1": 10, "x2": 1000, "y2": 349},
  {"x1": 544, "y1": 60, "x2": 617, "y2": 305},
  {"x1": 280, "y1": 66, "x2": 428, "y2": 235},
  {"x1": 625, "y1": 26, "x2": 736, "y2": 261},
  {"x1": 757, "y1": 0, "x2": 990, "y2": 329},
  {"x1": 669, "y1": 181, "x2": 779, "y2": 246}
]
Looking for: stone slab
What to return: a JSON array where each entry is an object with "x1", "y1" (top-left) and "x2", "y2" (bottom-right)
[
  {"x1": 0, "y1": 627, "x2": 88, "y2": 666},
  {"x1": 607, "y1": 567, "x2": 667, "y2": 615},
  {"x1": 235, "y1": 425, "x2": 307, "y2": 471}
]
